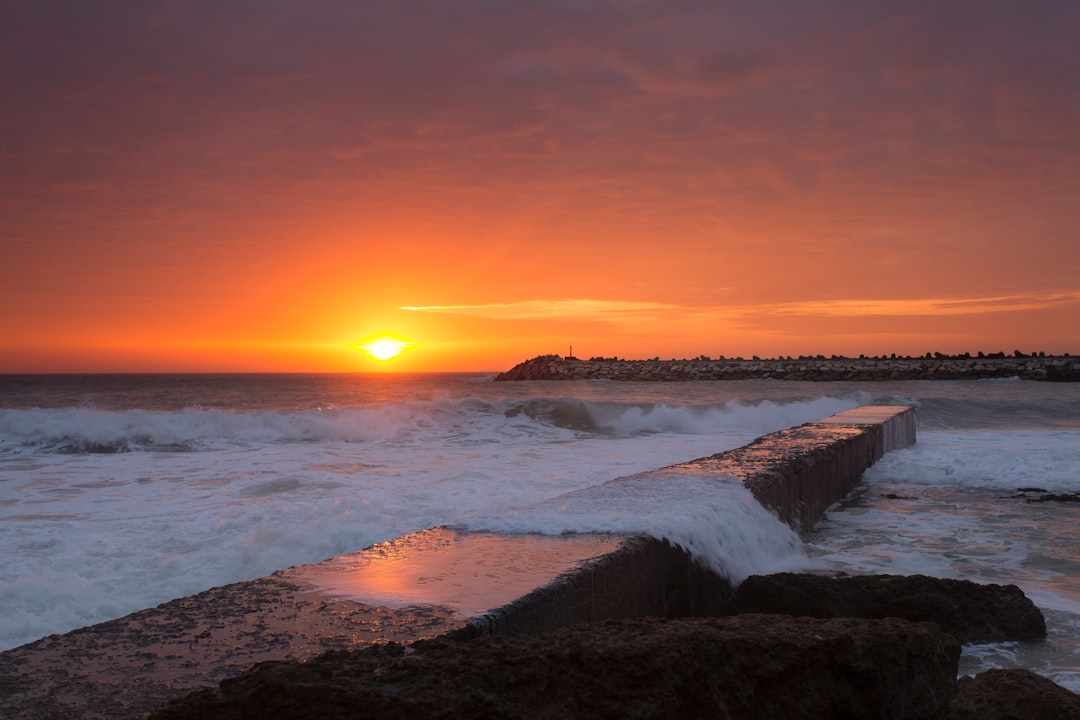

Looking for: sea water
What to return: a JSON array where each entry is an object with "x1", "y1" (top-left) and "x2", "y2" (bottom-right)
[
  {"x1": 804, "y1": 402, "x2": 1080, "y2": 691},
  {"x1": 1, "y1": 374, "x2": 1078, "y2": 688}
]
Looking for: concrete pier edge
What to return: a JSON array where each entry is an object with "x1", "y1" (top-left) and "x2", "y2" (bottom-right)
[{"x1": 0, "y1": 406, "x2": 916, "y2": 720}]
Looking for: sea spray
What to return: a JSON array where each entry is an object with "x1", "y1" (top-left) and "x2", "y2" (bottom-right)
[
  {"x1": 0, "y1": 394, "x2": 864, "y2": 455},
  {"x1": 460, "y1": 472, "x2": 810, "y2": 583},
  {"x1": 852, "y1": 429, "x2": 1080, "y2": 493},
  {"x1": 0, "y1": 414, "x2": 781, "y2": 651}
]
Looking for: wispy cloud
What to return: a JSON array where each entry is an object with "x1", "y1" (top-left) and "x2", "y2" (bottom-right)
[
  {"x1": 750, "y1": 291, "x2": 1080, "y2": 318},
  {"x1": 401, "y1": 299, "x2": 681, "y2": 323},
  {"x1": 405, "y1": 291, "x2": 1080, "y2": 324}
]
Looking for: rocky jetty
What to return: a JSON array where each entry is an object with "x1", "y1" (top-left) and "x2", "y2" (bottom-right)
[
  {"x1": 495, "y1": 352, "x2": 1080, "y2": 381},
  {"x1": 730, "y1": 573, "x2": 1047, "y2": 644}
]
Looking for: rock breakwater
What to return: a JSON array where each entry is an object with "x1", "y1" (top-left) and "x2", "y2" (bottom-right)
[{"x1": 496, "y1": 353, "x2": 1080, "y2": 382}]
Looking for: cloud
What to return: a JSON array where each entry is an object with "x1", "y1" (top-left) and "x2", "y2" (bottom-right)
[
  {"x1": 405, "y1": 290, "x2": 1080, "y2": 326},
  {"x1": 749, "y1": 292, "x2": 1080, "y2": 319},
  {"x1": 402, "y1": 299, "x2": 680, "y2": 323},
  {"x1": 4, "y1": 0, "x2": 1078, "y2": 364}
]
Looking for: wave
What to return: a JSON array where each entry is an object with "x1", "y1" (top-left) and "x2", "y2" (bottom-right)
[
  {"x1": 908, "y1": 396, "x2": 1080, "y2": 430},
  {"x1": 864, "y1": 429, "x2": 1080, "y2": 493},
  {"x1": 0, "y1": 395, "x2": 865, "y2": 454},
  {"x1": 506, "y1": 395, "x2": 863, "y2": 437},
  {"x1": 0, "y1": 404, "x2": 485, "y2": 453},
  {"x1": 19, "y1": 385, "x2": 1074, "y2": 456},
  {"x1": 459, "y1": 472, "x2": 812, "y2": 583}
]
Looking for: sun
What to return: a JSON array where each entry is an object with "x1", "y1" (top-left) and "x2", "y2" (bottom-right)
[{"x1": 356, "y1": 336, "x2": 412, "y2": 361}]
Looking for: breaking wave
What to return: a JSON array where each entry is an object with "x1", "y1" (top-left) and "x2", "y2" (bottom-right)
[
  {"x1": 461, "y1": 472, "x2": 811, "y2": 583},
  {"x1": 0, "y1": 395, "x2": 863, "y2": 454}
]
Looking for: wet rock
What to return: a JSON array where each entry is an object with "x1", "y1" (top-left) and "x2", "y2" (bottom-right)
[
  {"x1": 150, "y1": 615, "x2": 960, "y2": 720},
  {"x1": 1033, "y1": 493, "x2": 1080, "y2": 503},
  {"x1": 1012, "y1": 491, "x2": 1080, "y2": 503},
  {"x1": 1005, "y1": 488, "x2": 1080, "y2": 503},
  {"x1": 1047, "y1": 363, "x2": 1079, "y2": 382},
  {"x1": 948, "y1": 669, "x2": 1080, "y2": 719},
  {"x1": 730, "y1": 573, "x2": 1046, "y2": 644}
]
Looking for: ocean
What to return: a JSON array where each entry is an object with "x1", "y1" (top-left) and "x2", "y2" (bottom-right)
[{"x1": 1, "y1": 373, "x2": 1078, "y2": 689}]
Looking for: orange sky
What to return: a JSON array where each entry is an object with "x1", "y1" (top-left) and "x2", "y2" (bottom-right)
[{"x1": 2, "y1": 2, "x2": 1078, "y2": 373}]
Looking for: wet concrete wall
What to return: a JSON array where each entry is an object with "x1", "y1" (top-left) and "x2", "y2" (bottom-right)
[
  {"x1": 467, "y1": 406, "x2": 916, "y2": 636},
  {"x1": 458, "y1": 535, "x2": 733, "y2": 639},
  {"x1": 681, "y1": 405, "x2": 917, "y2": 532},
  {"x1": 0, "y1": 406, "x2": 915, "y2": 719}
]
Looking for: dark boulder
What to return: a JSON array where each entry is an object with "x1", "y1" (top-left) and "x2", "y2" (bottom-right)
[
  {"x1": 150, "y1": 615, "x2": 960, "y2": 720},
  {"x1": 730, "y1": 573, "x2": 1046, "y2": 643},
  {"x1": 1046, "y1": 363, "x2": 1078, "y2": 381},
  {"x1": 1006, "y1": 488, "x2": 1080, "y2": 503},
  {"x1": 949, "y1": 669, "x2": 1080, "y2": 719}
]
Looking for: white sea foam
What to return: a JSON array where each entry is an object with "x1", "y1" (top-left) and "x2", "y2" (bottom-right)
[
  {"x1": 807, "y1": 440, "x2": 1080, "y2": 689},
  {"x1": 0, "y1": 393, "x2": 864, "y2": 454},
  {"x1": 0, "y1": 391, "x2": 858, "y2": 651},
  {"x1": 961, "y1": 613, "x2": 1080, "y2": 692},
  {"x1": 1, "y1": 404, "x2": 808, "y2": 651},
  {"x1": 862, "y1": 429, "x2": 1080, "y2": 493},
  {"x1": 461, "y1": 472, "x2": 810, "y2": 583}
]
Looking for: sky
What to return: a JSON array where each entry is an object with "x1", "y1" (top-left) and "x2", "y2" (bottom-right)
[{"x1": 2, "y1": 0, "x2": 1078, "y2": 373}]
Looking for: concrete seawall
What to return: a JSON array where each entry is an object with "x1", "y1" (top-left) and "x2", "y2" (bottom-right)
[
  {"x1": 0, "y1": 406, "x2": 916, "y2": 720},
  {"x1": 495, "y1": 354, "x2": 1080, "y2": 381}
]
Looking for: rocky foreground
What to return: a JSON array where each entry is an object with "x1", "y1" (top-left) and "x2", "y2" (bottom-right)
[
  {"x1": 151, "y1": 574, "x2": 1079, "y2": 720},
  {"x1": 495, "y1": 353, "x2": 1080, "y2": 382},
  {"x1": 151, "y1": 616, "x2": 959, "y2": 720}
]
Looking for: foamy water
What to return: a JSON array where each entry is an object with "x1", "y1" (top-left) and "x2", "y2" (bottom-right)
[
  {"x1": 2, "y1": 373, "x2": 1079, "y2": 690},
  {"x1": 0, "y1": 374, "x2": 860, "y2": 650},
  {"x1": 805, "y1": 428, "x2": 1080, "y2": 691},
  {"x1": 461, "y1": 472, "x2": 809, "y2": 583}
]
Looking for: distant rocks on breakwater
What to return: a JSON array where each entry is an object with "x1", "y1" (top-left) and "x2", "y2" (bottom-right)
[{"x1": 495, "y1": 352, "x2": 1080, "y2": 382}]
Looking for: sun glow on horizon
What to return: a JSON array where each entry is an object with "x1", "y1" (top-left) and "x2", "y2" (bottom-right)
[{"x1": 356, "y1": 336, "x2": 412, "y2": 361}]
